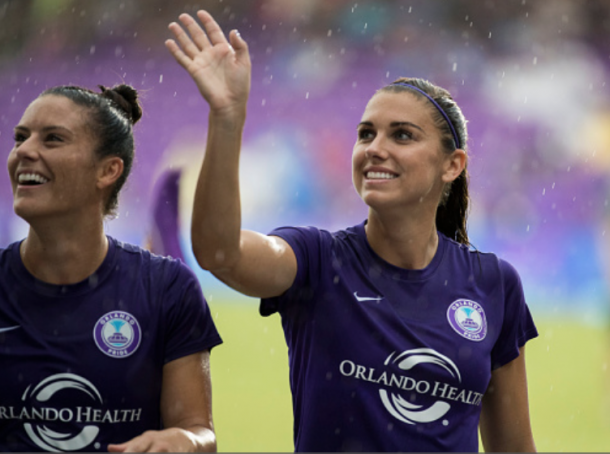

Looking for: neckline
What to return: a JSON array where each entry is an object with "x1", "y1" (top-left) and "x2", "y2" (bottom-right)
[
  {"x1": 10, "y1": 236, "x2": 118, "y2": 297},
  {"x1": 353, "y1": 220, "x2": 445, "y2": 282}
]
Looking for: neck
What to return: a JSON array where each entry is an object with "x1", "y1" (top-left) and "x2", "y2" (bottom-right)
[
  {"x1": 365, "y1": 206, "x2": 439, "y2": 270},
  {"x1": 21, "y1": 215, "x2": 108, "y2": 285}
]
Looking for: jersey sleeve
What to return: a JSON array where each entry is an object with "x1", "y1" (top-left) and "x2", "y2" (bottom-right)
[
  {"x1": 260, "y1": 225, "x2": 327, "y2": 316},
  {"x1": 162, "y1": 260, "x2": 223, "y2": 364},
  {"x1": 490, "y1": 258, "x2": 538, "y2": 370}
]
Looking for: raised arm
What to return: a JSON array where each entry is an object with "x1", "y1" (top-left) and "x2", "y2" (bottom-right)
[{"x1": 165, "y1": 11, "x2": 296, "y2": 298}]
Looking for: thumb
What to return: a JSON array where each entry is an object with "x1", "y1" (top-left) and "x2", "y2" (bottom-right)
[
  {"x1": 107, "y1": 443, "x2": 126, "y2": 452},
  {"x1": 229, "y1": 29, "x2": 250, "y2": 62}
]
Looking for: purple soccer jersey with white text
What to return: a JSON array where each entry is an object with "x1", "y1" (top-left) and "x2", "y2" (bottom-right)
[
  {"x1": 261, "y1": 221, "x2": 537, "y2": 452},
  {"x1": 0, "y1": 237, "x2": 222, "y2": 452}
]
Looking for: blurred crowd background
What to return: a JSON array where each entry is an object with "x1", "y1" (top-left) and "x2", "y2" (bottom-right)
[
  {"x1": 1, "y1": 0, "x2": 609, "y2": 450},
  {"x1": 2, "y1": 0, "x2": 609, "y2": 318}
]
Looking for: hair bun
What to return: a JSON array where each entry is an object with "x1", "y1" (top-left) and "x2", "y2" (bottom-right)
[{"x1": 99, "y1": 84, "x2": 143, "y2": 125}]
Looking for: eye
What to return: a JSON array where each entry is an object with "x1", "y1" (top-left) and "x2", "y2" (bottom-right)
[
  {"x1": 358, "y1": 128, "x2": 375, "y2": 141},
  {"x1": 45, "y1": 133, "x2": 64, "y2": 143},
  {"x1": 394, "y1": 129, "x2": 413, "y2": 141},
  {"x1": 13, "y1": 132, "x2": 26, "y2": 143}
]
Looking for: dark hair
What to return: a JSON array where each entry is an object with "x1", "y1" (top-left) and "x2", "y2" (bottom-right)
[
  {"x1": 380, "y1": 77, "x2": 470, "y2": 245},
  {"x1": 39, "y1": 84, "x2": 142, "y2": 217}
]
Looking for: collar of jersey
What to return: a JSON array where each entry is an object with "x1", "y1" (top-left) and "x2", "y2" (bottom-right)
[
  {"x1": 354, "y1": 220, "x2": 446, "y2": 282},
  {"x1": 10, "y1": 236, "x2": 118, "y2": 298}
]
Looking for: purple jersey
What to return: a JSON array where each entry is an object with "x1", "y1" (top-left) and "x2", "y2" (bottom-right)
[
  {"x1": 261, "y1": 221, "x2": 537, "y2": 452},
  {"x1": 0, "y1": 237, "x2": 222, "y2": 452}
]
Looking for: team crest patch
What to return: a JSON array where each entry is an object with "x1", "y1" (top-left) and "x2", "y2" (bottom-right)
[
  {"x1": 447, "y1": 299, "x2": 487, "y2": 341},
  {"x1": 93, "y1": 311, "x2": 141, "y2": 358}
]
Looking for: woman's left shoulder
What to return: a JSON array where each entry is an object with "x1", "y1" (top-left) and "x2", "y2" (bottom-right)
[
  {"x1": 112, "y1": 237, "x2": 194, "y2": 282},
  {"x1": 442, "y1": 235, "x2": 524, "y2": 287}
]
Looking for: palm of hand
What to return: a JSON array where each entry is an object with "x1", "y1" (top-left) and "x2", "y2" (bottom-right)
[{"x1": 166, "y1": 10, "x2": 251, "y2": 112}]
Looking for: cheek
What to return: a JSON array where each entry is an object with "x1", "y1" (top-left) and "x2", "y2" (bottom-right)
[
  {"x1": 6, "y1": 150, "x2": 17, "y2": 175},
  {"x1": 352, "y1": 144, "x2": 365, "y2": 169},
  {"x1": 351, "y1": 149, "x2": 362, "y2": 179}
]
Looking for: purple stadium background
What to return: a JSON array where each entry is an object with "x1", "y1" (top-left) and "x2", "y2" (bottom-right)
[{"x1": 1, "y1": 0, "x2": 609, "y2": 320}]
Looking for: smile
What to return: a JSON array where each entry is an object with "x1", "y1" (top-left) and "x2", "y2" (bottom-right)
[
  {"x1": 18, "y1": 173, "x2": 50, "y2": 185},
  {"x1": 365, "y1": 171, "x2": 397, "y2": 180}
]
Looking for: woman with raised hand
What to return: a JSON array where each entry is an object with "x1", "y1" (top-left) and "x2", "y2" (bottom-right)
[
  {"x1": 0, "y1": 84, "x2": 221, "y2": 452},
  {"x1": 167, "y1": 10, "x2": 537, "y2": 452}
]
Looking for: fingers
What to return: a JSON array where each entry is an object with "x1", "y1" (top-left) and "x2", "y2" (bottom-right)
[
  {"x1": 167, "y1": 10, "x2": 230, "y2": 57},
  {"x1": 167, "y1": 18, "x2": 204, "y2": 60},
  {"x1": 179, "y1": 13, "x2": 214, "y2": 51},
  {"x1": 164, "y1": 39, "x2": 191, "y2": 70},
  {"x1": 196, "y1": 10, "x2": 229, "y2": 47},
  {"x1": 108, "y1": 439, "x2": 153, "y2": 453}
]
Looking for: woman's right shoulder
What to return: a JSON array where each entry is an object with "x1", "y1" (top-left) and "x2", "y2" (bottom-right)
[{"x1": 268, "y1": 223, "x2": 360, "y2": 254}]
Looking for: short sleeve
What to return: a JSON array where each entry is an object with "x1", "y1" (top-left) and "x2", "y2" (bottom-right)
[
  {"x1": 163, "y1": 261, "x2": 223, "y2": 364},
  {"x1": 260, "y1": 226, "x2": 327, "y2": 316},
  {"x1": 490, "y1": 259, "x2": 538, "y2": 370}
]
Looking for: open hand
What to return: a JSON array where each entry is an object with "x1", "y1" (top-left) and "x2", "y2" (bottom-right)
[{"x1": 165, "y1": 10, "x2": 251, "y2": 115}]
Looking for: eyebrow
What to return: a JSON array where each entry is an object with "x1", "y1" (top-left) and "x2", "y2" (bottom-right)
[
  {"x1": 357, "y1": 121, "x2": 424, "y2": 132},
  {"x1": 14, "y1": 125, "x2": 73, "y2": 134}
]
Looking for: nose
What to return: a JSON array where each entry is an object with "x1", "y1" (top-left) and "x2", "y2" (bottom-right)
[
  {"x1": 12, "y1": 136, "x2": 40, "y2": 161},
  {"x1": 364, "y1": 135, "x2": 389, "y2": 161}
]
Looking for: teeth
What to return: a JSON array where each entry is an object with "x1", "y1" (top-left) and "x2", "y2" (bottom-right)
[
  {"x1": 18, "y1": 173, "x2": 49, "y2": 184},
  {"x1": 366, "y1": 171, "x2": 397, "y2": 180}
]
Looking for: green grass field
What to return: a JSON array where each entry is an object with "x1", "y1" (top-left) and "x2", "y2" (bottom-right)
[{"x1": 208, "y1": 296, "x2": 610, "y2": 452}]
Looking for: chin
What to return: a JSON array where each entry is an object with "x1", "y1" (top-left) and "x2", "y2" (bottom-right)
[
  {"x1": 13, "y1": 203, "x2": 53, "y2": 224},
  {"x1": 360, "y1": 192, "x2": 396, "y2": 211}
]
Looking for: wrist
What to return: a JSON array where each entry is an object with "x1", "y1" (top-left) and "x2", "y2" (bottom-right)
[{"x1": 208, "y1": 106, "x2": 247, "y2": 132}]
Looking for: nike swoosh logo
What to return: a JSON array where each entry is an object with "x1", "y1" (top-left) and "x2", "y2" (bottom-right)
[
  {"x1": 0, "y1": 326, "x2": 20, "y2": 334},
  {"x1": 353, "y1": 292, "x2": 384, "y2": 302}
]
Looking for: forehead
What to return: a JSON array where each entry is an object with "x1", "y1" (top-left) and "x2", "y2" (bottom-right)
[
  {"x1": 361, "y1": 90, "x2": 435, "y2": 126},
  {"x1": 18, "y1": 95, "x2": 89, "y2": 131}
]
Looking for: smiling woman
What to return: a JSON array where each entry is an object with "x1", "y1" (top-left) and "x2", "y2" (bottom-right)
[
  {"x1": 166, "y1": 9, "x2": 538, "y2": 452},
  {"x1": 0, "y1": 85, "x2": 222, "y2": 452}
]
